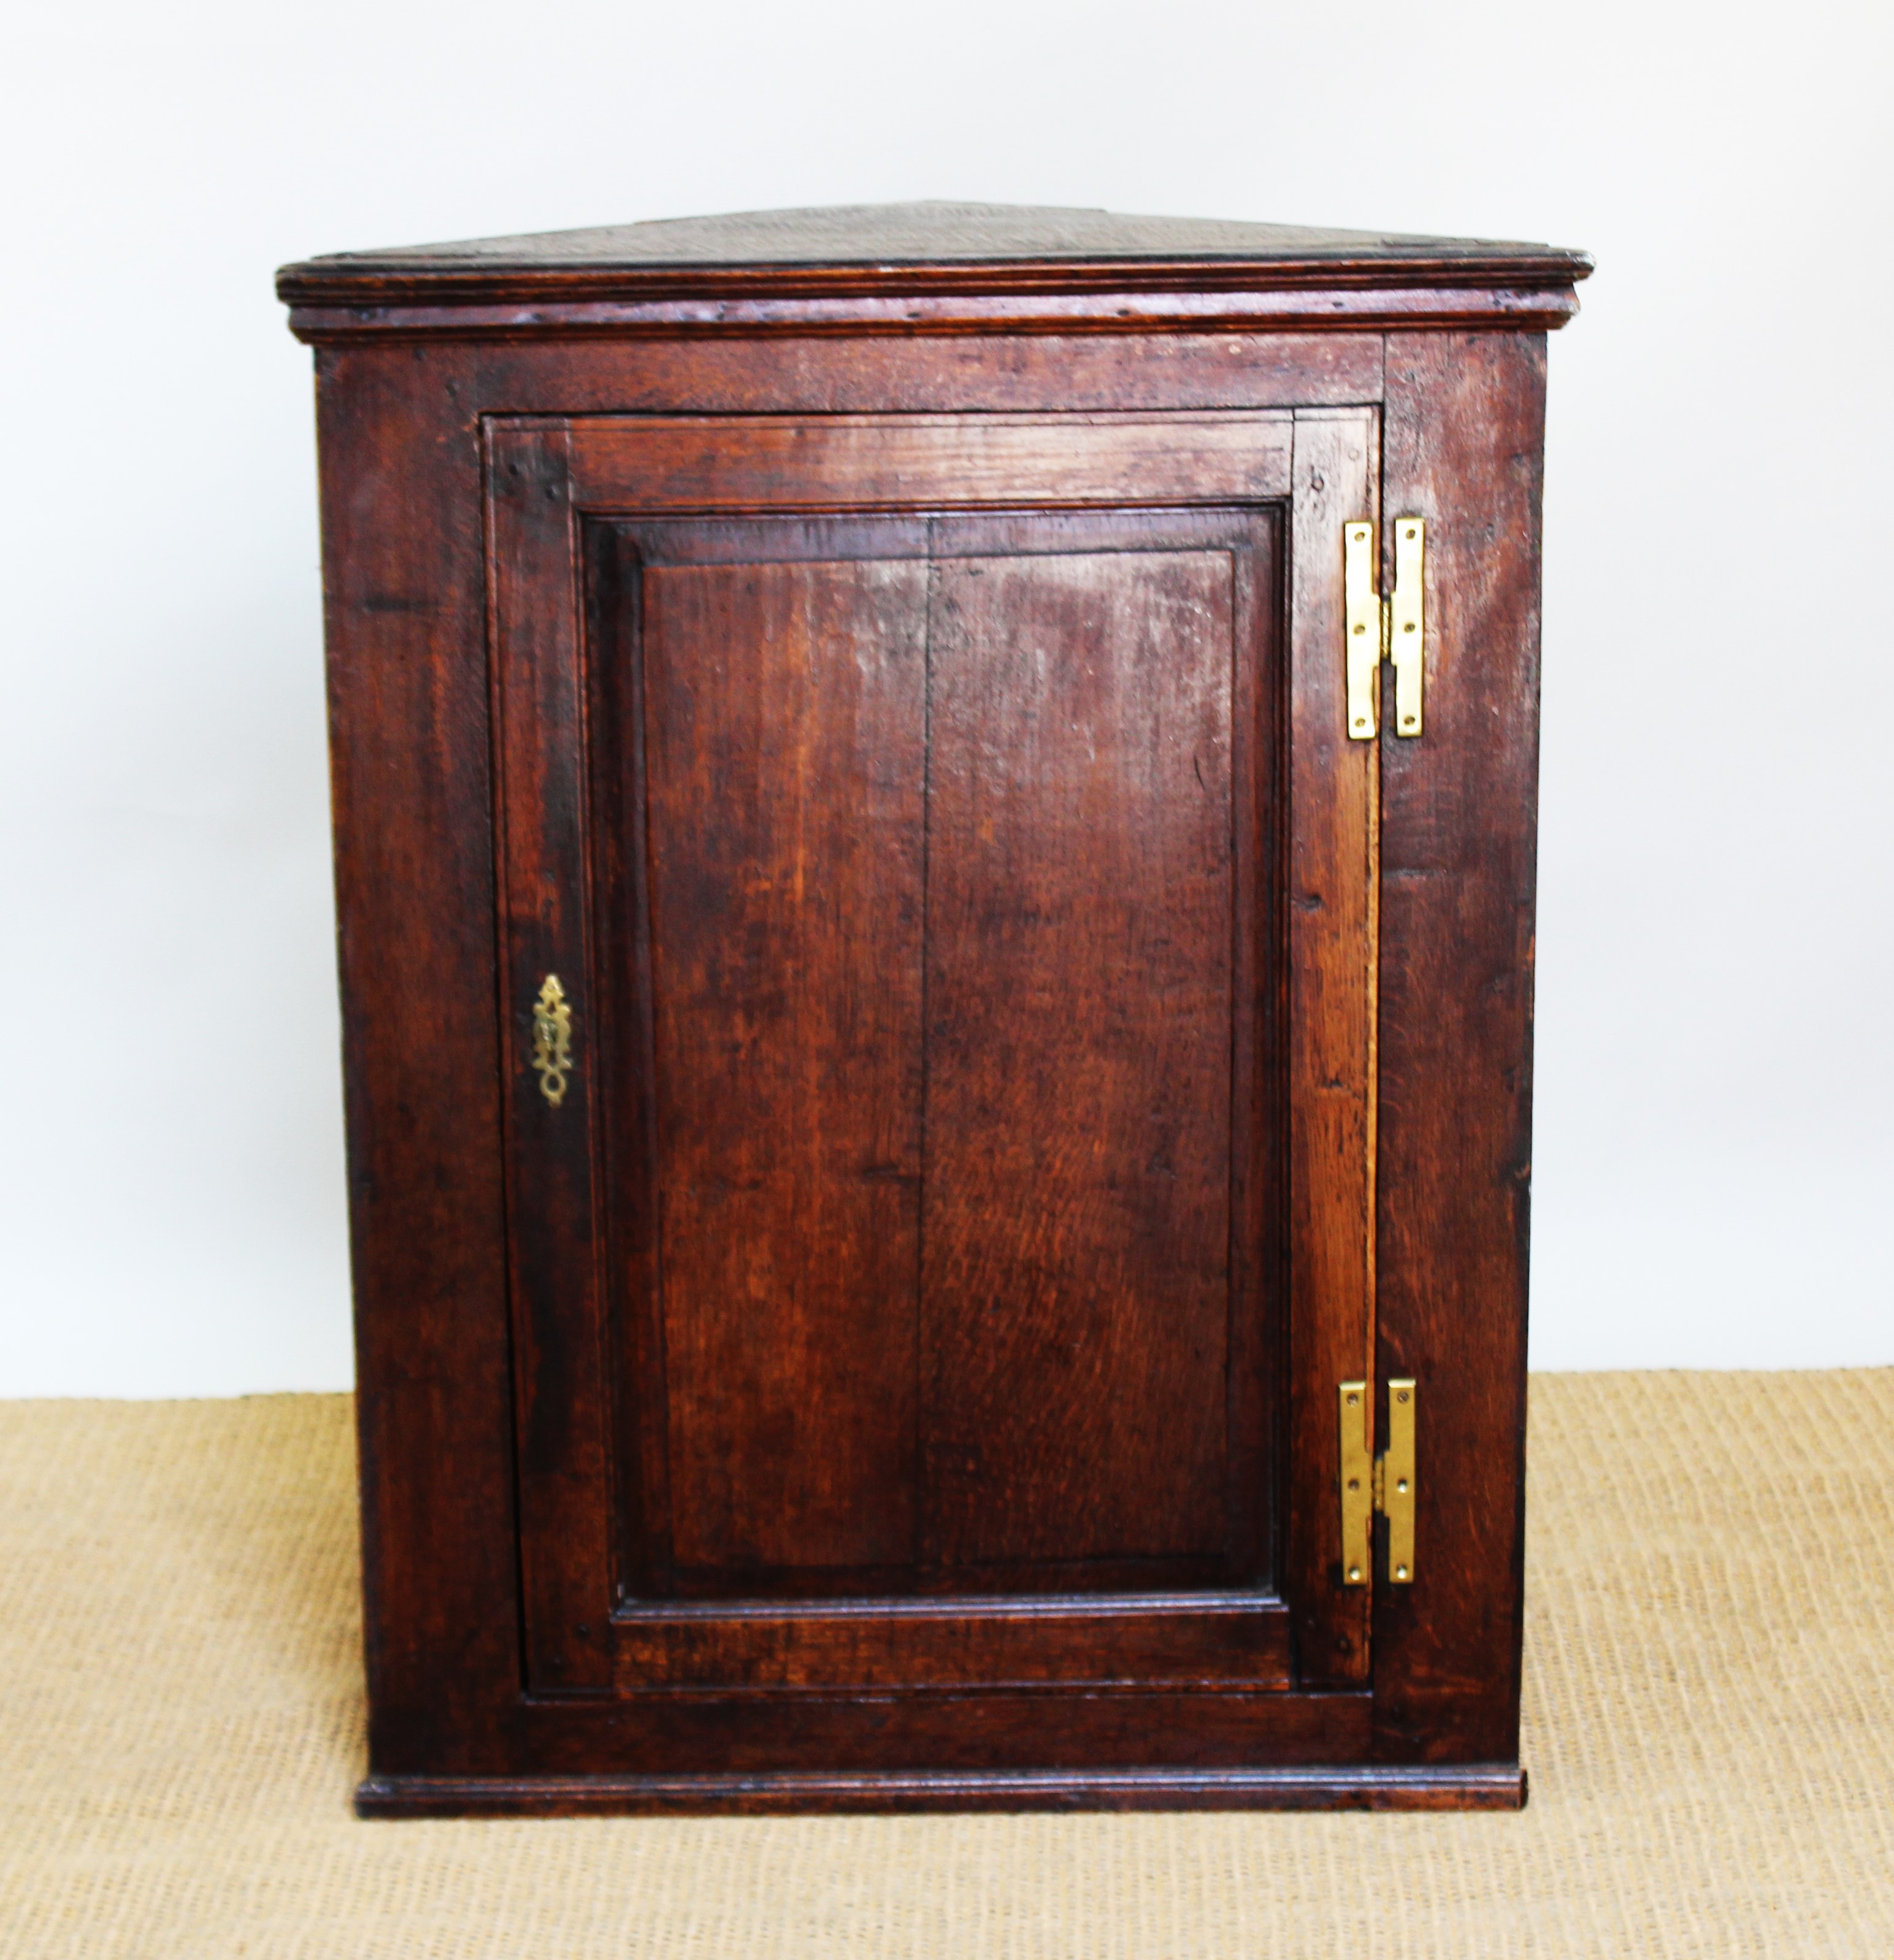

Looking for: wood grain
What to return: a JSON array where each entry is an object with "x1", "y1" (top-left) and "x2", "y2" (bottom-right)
[
  {"x1": 569, "y1": 503, "x2": 1282, "y2": 1631},
  {"x1": 285, "y1": 285, "x2": 1582, "y2": 344},
  {"x1": 610, "y1": 1593, "x2": 1292, "y2": 1690},
  {"x1": 1283, "y1": 410, "x2": 1379, "y2": 1688},
  {"x1": 640, "y1": 554, "x2": 929, "y2": 1577},
  {"x1": 565, "y1": 413, "x2": 1292, "y2": 512},
  {"x1": 507, "y1": 1681, "x2": 1376, "y2": 1775},
  {"x1": 315, "y1": 350, "x2": 523, "y2": 1771},
  {"x1": 282, "y1": 197, "x2": 1591, "y2": 291},
  {"x1": 278, "y1": 198, "x2": 1587, "y2": 346},
  {"x1": 1372, "y1": 331, "x2": 1547, "y2": 1766},
  {"x1": 921, "y1": 544, "x2": 1239, "y2": 1571},
  {"x1": 357, "y1": 1758, "x2": 1524, "y2": 1818},
  {"x1": 317, "y1": 331, "x2": 1388, "y2": 426},
  {"x1": 488, "y1": 421, "x2": 615, "y2": 1691},
  {"x1": 280, "y1": 200, "x2": 1587, "y2": 342}
]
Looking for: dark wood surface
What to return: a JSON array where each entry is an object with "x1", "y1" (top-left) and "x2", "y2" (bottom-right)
[
  {"x1": 1283, "y1": 411, "x2": 1379, "y2": 1688},
  {"x1": 488, "y1": 419, "x2": 615, "y2": 1693},
  {"x1": 286, "y1": 199, "x2": 1586, "y2": 274},
  {"x1": 278, "y1": 202, "x2": 1589, "y2": 341},
  {"x1": 487, "y1": 420, "x2": 1330, "y2": 1704},
  {"x1": 917, "y1": 533, "x2": 1245, "y2": 1574},
  {"x1": 642, "y1": 546, "x2": 927, "y2": 1580},
  {"x1": 295, "y1": 212, "x2": 1575, "y2": 1808},
  {"x1": 1371, "y1": 332, "x2": 1547, "y2": 1764},
  {"x1": 356, "y1": 1759, "x2": 1527, "y2": 1817}
]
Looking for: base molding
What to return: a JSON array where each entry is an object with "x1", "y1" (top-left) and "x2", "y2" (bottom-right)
[{"x1": 356, "y1": 1762, "x2": 1527, "y2": 1818}]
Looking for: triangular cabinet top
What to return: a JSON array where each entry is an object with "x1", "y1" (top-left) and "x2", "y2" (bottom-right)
[{"x1": 277, "y1": 201, "x2": 1591, "y2": 341}]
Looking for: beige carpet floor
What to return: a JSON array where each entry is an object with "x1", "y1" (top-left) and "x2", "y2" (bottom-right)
[{"x1": 0, "y1": 1372, "x2": 1889, "y2": 1957}]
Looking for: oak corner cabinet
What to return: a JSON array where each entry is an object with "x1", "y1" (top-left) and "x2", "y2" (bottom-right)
[{"x1": 277, "y1": 201, "x2": 1590, "y2": 1818}]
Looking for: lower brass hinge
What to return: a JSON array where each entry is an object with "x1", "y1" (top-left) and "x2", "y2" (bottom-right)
[{"x1": 1338, "y1": 1379, "x2": 1417, "y2": 1585}]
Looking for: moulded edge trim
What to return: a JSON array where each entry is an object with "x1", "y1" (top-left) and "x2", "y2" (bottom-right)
[
  {"x1": 355, "y1": 1761, "x2": 1528, "y2": 1817},
  {"x1": 286, "y1": 283, "x2": 1582, "y2": 346}
]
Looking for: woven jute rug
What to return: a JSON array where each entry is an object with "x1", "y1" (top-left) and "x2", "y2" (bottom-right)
[{"x1": 0, "y1": 1371, "x2": 1888, "y2": 1956}]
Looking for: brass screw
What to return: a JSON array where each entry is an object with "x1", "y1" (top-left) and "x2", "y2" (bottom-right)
[
  {"x1": 1397, "y1": 1391, "x2": 1409, "y2": 1403},
  {"x1": 1396, "y1": 1564, "x2": 1409, "y2": 1580},
  {"x1": 1348, "y1": 1566, "x2": 1362, "y2": 1582}
]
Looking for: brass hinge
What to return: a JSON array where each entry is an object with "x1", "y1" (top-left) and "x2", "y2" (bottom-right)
[
  {"x1": 1338, "y1": 1379, "x2": 1417, "y2": 1585},
  {"x1": 1343, "y1": 518, "x2": 1425, "y2": 740}
]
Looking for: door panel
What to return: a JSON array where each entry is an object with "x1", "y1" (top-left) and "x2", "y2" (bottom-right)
[
  {"x1": 640, "y1": 557, "x2": 929, "y2": 1577},
  {"x1": 920, "y1": 548, "x2": 1238, "y2": 1571},
  {"x1": 488, "y1": 411, "x2": 1376, "y2": 1706}
]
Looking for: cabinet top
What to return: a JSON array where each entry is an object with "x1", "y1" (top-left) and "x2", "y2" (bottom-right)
[{"x1": 277, "y1": 200, "x2": 1592, "y2": 340}]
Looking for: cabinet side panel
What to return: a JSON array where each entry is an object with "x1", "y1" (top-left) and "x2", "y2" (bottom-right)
[
  {"x1": 1374, "y1": 331, "x2": 1544, "y2": 1764},
  {"x1": 642, "y1": 559, "x2": 930, "y2": 1577},
  {"x1": 314, "y1": 348, "x2": 524, "y2": 1768}
]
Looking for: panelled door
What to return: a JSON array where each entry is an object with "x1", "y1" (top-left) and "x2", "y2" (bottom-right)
[{"x1": 486, "y1": 411, "x2": 1381, "y2": 1744}]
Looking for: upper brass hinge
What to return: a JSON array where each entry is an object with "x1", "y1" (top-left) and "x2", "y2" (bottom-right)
[
  {"x1": 1338, "y1": 1378, "x2": 1417, "y2": 1586},
  {"x1": 1343, "y1": 519, "x2": 1425, "y2": 740}
]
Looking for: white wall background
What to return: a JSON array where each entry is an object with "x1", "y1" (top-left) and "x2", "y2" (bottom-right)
[{"x1": 3, "y1": 0, "x2": 1889, "y2": 1395}]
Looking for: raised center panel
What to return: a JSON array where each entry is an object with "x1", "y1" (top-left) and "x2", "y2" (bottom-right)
[{"x1": 602, "y1": 510, "x2": 1276, "y2": 1610}]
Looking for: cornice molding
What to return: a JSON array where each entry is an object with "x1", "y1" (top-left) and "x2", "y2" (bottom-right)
[{"x1": 283, "y1": 272, "x2": 1585, "y2": 345}]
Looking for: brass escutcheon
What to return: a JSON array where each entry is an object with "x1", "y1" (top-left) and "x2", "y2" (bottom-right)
[{"x1": 531, "y1": 974, "x2": 573, "y2": 1107}]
